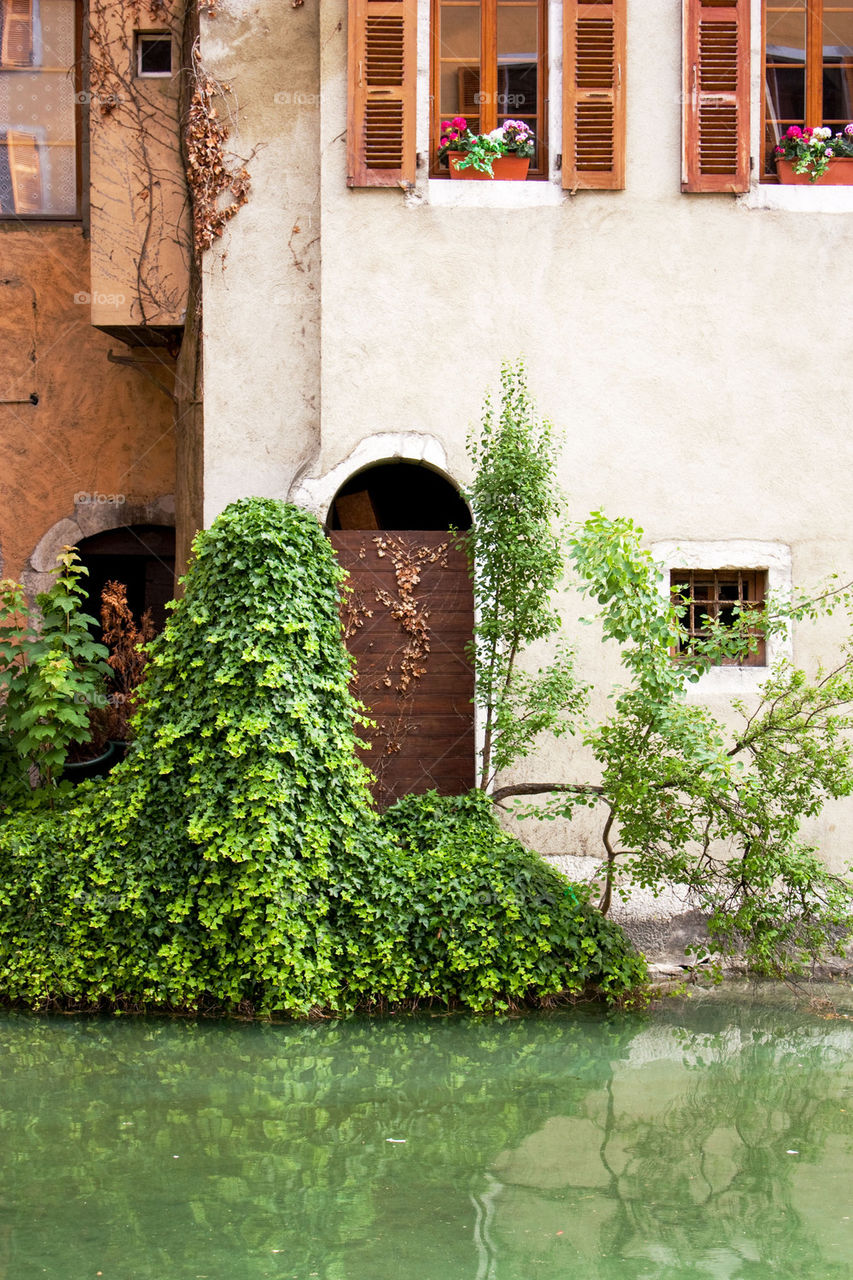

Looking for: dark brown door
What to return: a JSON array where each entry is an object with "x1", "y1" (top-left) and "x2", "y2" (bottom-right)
[{"x1": 331, "y1": 530, "x2": 475, "y2": 808}]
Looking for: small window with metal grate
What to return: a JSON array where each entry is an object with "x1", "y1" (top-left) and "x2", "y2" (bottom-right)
[{"x1": 670, "y1": 568, "x2": 767, "y2": 665}]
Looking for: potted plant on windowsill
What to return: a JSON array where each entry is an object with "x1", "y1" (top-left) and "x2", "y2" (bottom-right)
[
  {"x1": 774, "y1": 123, "x2": 853, "y2": 184},
  {"x1": 439, "y1": 117, "x2": 535, "y2": 181}
]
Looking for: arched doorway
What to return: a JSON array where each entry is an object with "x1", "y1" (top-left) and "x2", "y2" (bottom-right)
[
  {"x1": 328, "y1": 462, "x2": 474, "y2": 808},
  {"x1": 75, "y1": 525, "x2": 176, "y2": 632}
]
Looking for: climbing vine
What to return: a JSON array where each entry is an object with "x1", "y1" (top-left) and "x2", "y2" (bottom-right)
[{"x1": 185, "y1": 39, "x2": 252, "y2": 256}]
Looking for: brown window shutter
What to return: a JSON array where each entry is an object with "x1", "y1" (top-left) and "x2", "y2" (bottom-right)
[
  {"x1": 682, "y1": 0, "x2": 750, "y2": 193},
  {"x1": 6, "y1": 131, "x2": 42, "y2": 213},
  {"x1": 1, "y1": 0, "x2": 33, "y2": 68},
  {"x1": 562, "y1": 0, "x2": 626, "y2": 191},
  {"x1": 347, "y1": 0, "x2": 416, "y2": 188}
]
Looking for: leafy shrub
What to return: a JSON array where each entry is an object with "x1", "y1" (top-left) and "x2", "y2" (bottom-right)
[
  {"x1": 372, "y1": 790, "x2": 647, "y2": 1007},
  {"x1": 0, "y1": 499, "x2": 644, "y2": 1015},
  {"x1": 0, "y1": 551, "x2": 110, "y2": 795}
]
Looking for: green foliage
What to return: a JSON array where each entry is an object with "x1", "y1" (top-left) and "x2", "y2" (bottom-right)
[
  {"x1": 375, "y1": 790, "x2": 647, "y2": 1006},
  {"x1": 524, "y1": 510, "x2": 853, "y2": 974},
  {"x1": 465, "y1": 361, "x2": 584, "y2": 787},
  {"x1": 0, "y1": 499, "x2": 641, "y2": 1015},
  {"x1": 0, "y1": 550, "x2": 110, "y2": 794}
]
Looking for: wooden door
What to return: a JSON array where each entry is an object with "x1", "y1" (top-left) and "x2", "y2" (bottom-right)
[{"x1": 331, "y1": 530, "x2": 475, "y2": 808}]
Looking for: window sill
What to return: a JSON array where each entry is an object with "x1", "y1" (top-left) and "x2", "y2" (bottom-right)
[
  {"x1": 424, "y1": 178, "x2": 565, "y2": 208},
  {"x1": 740, "y1": 183, "x2": 853, "y2": 213}
]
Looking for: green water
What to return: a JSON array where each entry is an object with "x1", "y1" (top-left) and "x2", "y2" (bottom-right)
[{"x1": 1, "y1": 989, "x2": 852, "y2": 1279}]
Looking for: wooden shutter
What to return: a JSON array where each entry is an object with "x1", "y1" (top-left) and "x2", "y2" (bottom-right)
[
  {"x1": 1, "y1": 0, "x2": 33, "y2": 67},
  {"x1": 347, "y1": 0, "x2": 416, "y2": 188},
  {"x1": 682, "y1": 0, "x2": 750, "y2": 193},
  {"x1": 562, "y1": 0, "x2": 626, "y2": 191},
  {"x1": 6, "y1": 131, "x2": 42, "y2": 213}
]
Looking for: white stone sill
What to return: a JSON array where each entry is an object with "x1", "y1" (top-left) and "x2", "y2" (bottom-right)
[
  {"x1": 740, "y1": 182, "x2": 853, "y2": 212},
  {"x1": 414, "y1": 179, "x2": 853, "y2": 212},
  {"x1": 424, "y1": 177, "x2": 566, "y2": 207}
]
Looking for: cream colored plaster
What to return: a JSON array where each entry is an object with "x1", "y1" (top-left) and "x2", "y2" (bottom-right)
[{"x1": 198, "y1": 0, "x2": 322, "y2": 526}]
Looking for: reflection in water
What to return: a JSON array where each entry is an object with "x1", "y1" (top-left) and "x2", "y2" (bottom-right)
[{"x1": 0, "y1": 995, "x2": 851, "y2": 1279}]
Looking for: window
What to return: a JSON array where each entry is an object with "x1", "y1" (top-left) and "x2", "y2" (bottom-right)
[
  {"x1": 136, "y1": 31, "x2": 172, "y2": 78},
  {"x1": 763, "y1": 0, "x2": 853, "y2": 175},
  {"x1": 346, "y1": 0, "x2": 626, "y2": 190},
  {"x1": 430, "y1": 0, "x2": 547, "y2": 175},
  {"x1": 671, "y1": 569, "x2": 767, "y2": 666},
  {"x1": 0, "y1": 0, "x2": 79, "y2": 216}
]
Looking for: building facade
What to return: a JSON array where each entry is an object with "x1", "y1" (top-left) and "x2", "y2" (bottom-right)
[{"x1": 2, "y1": 0, "x2": 853, "y2": 873}]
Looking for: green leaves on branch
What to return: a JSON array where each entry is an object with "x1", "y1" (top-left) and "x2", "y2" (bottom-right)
[
  {"x1": 465, "y1": 360, "x2": 584, "y2": 788},
  {"x1": 0, "y1": 550, "x2": 110, "y2": 796},
  {"x1": 547, "y1": 511, "x2": 853, "y2": 974}
]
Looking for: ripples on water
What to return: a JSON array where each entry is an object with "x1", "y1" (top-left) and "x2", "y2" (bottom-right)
[{"x1": 0, "y1": 985, "x2": 852, "y2": 1279}]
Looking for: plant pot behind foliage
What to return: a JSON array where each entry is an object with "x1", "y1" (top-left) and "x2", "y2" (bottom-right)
[{"x1": 62, "y1": 740, "x2": 121, "y2": 783}]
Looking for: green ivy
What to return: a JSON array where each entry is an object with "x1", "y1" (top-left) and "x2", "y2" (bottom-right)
[{"x1": 0, "y1": 499, "x2": 644, "y2": 1015}]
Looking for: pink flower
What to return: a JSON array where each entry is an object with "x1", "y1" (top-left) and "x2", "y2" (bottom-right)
[
  {"x1": 775, "y1": 145, "x2": 783, "y2": 154},
  {"x1": 452, "y1": 115, "x2": 466, "y2": 129},
  {"x1": 785, "y1": 126, "x2": 802, "y2": 139},
  {"x1": 448, "y1": 129, "x2": 458, "y2": 140},
  {"x1": 845, "y1": 123, "x2": 853, "y2": 136},
  {"x1": 803, "y1": 126, "x2": 814, "y2": 136},
  {"x1": 440, "y1": 135, "x2": 449, "y2": 147},
  {"x1": 441, "y1": 120, "x2": 451, "y2": 131}
]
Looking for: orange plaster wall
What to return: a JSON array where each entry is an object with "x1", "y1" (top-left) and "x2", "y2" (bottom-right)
[{"x1": 0, "y1": 224, "x2": 176, "y2": 586}]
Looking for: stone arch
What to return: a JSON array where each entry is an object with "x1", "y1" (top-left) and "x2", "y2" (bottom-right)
[{"x1": 22, "y1": 494, "x2": 176, "y2": 610}]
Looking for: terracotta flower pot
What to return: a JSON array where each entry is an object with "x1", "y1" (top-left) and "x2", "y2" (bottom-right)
[
  {"x1": 447, "y1": 152, "x2": 530, "y2": 181},
  {"x1": 776, "y1": 157, "x2": 853, "y2": 185}
]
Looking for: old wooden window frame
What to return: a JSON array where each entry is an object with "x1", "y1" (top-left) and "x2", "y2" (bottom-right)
[
  {"x1": 429, "y1": 0, "x2": 550, "y2": 177},
  {"x1": 671, "y1": 568, "x2": 767, "y2": 666},
  {"x1": 762, "y1": 0, "x2": 853, "y2": 177}
]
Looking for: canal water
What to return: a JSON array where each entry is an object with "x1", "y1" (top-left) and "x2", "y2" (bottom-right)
[{"x1": 1, "y1": 986, "x2": 852, "y2": 1279}]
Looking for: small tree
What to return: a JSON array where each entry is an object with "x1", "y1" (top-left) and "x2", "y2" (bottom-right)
[
  {"x1": 0, "y1": 550, "x2": 110, "y2": 795},
  {"x1": 465, "y1": 361, "x2": 584, "y2": 789},
  {"x1": 494, "y1": 511, "x2": 853, "y2": 975}
]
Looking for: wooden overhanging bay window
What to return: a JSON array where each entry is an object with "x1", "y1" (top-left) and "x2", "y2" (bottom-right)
[
  {"x1": 0, "y1": 0, "x2": 81, "y2": 216},
  {"x1": 763, "y1": 0, "x2": 853, "y2": 175},
  {"x1": 671, "y1": 569, "x2": 767, "y2": 666}
]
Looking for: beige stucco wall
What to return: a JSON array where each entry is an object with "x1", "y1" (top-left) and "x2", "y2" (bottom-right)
[{"x1": 197, "y1": 0, "x2": 853, "y2": 872}]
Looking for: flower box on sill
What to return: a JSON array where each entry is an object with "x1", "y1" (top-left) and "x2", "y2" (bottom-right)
[
  {"x1": 448, "y1": 152, "x2": 530, "y2": 182},
  {"x1": 776, "y1": 157, "x2": 853, "y2": 186},
  {"x1": 438, "y1": 117, "x2": 535, "y2": 182},
  {"x1": 774, "y1": 122, "x2": 853, "y2": 184}
]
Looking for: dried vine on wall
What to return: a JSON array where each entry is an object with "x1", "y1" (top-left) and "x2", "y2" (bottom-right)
[{"x1": 185, "y1": 39, "x2": 252, "y2": 256}]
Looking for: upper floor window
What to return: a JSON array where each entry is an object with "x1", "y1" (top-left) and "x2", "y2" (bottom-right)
[
  {"x1": 430, "y1": 0, "x2": 548, "y2": 175},
  {"x1": 0, "y1": 0, "x2": 80, "y2": 217},
  {"x1": 764, "y1": 0, "x2": 853, "y2": 175},
  {"x1": 136, "y1": 30, "x2": 173, "y2": 78}
]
